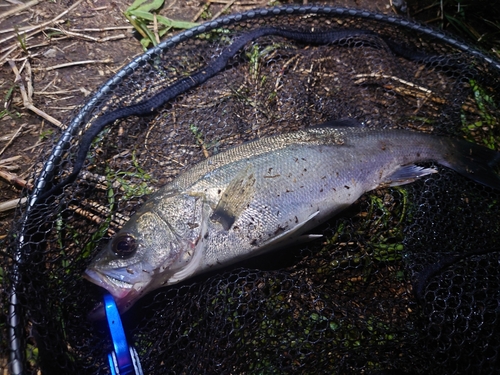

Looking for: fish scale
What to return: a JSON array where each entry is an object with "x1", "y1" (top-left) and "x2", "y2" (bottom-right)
[{"x1": 84, "y1": 120, "x2": 500, "y2": 314}]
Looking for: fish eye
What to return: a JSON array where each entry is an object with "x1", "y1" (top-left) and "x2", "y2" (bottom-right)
[{"x1": 112, "y1": 233, "x2": 137, "y2": 258}]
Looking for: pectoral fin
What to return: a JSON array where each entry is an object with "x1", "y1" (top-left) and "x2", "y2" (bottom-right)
[{"x1": 210, "y1": 165, "x2": 256, "y2": 230}]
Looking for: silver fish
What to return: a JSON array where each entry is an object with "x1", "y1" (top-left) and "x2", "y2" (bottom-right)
[{"x1": 84, "y1": 120, "x2": 500, "y2": 313}]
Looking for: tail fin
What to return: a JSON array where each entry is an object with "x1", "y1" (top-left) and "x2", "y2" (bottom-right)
[{"x1": 442, "y1": 138, "x2": 500, "y2": 190}]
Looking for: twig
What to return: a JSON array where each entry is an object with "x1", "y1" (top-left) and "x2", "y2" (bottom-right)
[
  {"x1": 208, "y1": 0, "x2": 263, "y2": 4},
  {"x1": 44, "y1": 27, "x2": 127, "y2": 43},
  {"x1": 412, "y1": 1, "x2": 440, "y2": 16},
  {"x1": 153, "y1": 14, "x2": 160, "y2": 45},
  {"x1": 34, "y1": 58, "x2": 113, "y2": 72},
  {"x1": 0, "y1": 197, "x2": 28, "y2": 213},
  {"x1": 22, "y1": 40, "x2": 50, "y2": 50},
  {"x1": 212, "y1": 0, "x2": 236, "y2": 20},
  {"x1": 0, "y1": 163, "x2": 20, "y2": 171},
  {"x1": 0, "y1": 0, "x2": 40, "y2": 21},
  {"x1": 7, "y1": 52, "x2": 43, "y2": 61},
  {"x1": 353, "y1": 73, "x2": 478, "y2": 114},
  {"x1": 23, "y1": 57, "x2": 32, "y2": 99},
  {"x1": 8, "y1": 59, "x2": 64, "y2": 129},
  {"x1": 0, "y1": 124, "x2": 24, "y2": 157},
  {"x1": 353, "y1": 73, "x2": 433, "y2": 96},
  {"x1": 68, "y1": 204, "x2": 106, "y2": 226},
  {"x1": 38, "y1": 72, "x2": 60, "y2": 93},
  {"x1": 0, "y1": 170, "x2": 33, "y2": 190},
  {"x1": 0, "y1": 45, "x2": 18, "y2": 65},
  {"x1": 69, "y1": 201, "x2": 128, "y2": 233},
  {"x1": 0, "y1": 0, "x2": 83, "y2": 45},
  {"x1": 33, "y1": 89, "x2": 84, "y2": 95},
  {"x1": 0, "y1": 20, "x2": 63, "y2": 42},
  {"x1": 0, "y1": 22, "x2": 67, "y2": 65},
  {"x1": 45, "y1": 105, "x2": 79, "y2": 110},
  {"x1": 1, "y1": 127, "x2": 35, "y2": 143},
  {"x1": 68, "y1": 26, "x2": 134, "y2": 32},
  {"x1": 0, "y1": 156, "x2": 22, "y2": 165},
  {"x1": 22, "y1": 140, "x2": 46, "y2": 152},
  {"x1": 192, "y1": 1, "x2": 210, "y2": 23}
]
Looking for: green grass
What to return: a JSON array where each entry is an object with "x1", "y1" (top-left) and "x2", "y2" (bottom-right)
[
  {"x1": 420, "y1": 0, "x2": 500, "y2": 56},
  {"x1": 124, "y1": 0, "x2": 198, "y2": 49},
  {"x1": 461, "y1": 79, "x2": 499, "y2": 150}
]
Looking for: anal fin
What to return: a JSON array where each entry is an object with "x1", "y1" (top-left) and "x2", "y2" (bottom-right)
[
  {"x1": 385, "y1": 164, "x2": 437, "y2": 187},
  {"x1": 260, "y1": 211, "x2": 321, "y2": 248}
]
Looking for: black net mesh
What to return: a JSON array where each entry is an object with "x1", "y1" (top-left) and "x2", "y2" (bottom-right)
[{"x1": 2, "y1": 5, "x2": 500, "y2": 374}]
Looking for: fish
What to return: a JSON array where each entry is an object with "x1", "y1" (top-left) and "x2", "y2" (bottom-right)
[{"x1": 84, "y1": 119, "x2": 500, "y2": 314}]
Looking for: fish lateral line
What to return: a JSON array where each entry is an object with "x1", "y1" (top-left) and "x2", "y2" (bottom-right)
[
  {"x1": 35, "y1": 27, "x2": 451, "y2": 202},
  {"x1": 84, "y1": 126, "x2": 500, "y2": 315}
]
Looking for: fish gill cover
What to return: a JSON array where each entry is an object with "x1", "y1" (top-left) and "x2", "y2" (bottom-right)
[{"x1": 2, "y1": 5, "x2": 500, "y2": 375}]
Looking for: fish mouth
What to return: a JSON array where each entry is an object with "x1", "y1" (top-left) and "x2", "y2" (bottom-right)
[
  {"x1": 84, "y1": 268, "x2": 133, "y2": 299},
  {"x1": 85, "y1": 269, "x2": 147, "y2": 319}
]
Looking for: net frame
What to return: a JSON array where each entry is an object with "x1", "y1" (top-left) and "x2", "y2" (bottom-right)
[{"x1": 3, "y1": 4, "x2": 500, "y2": 374}]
